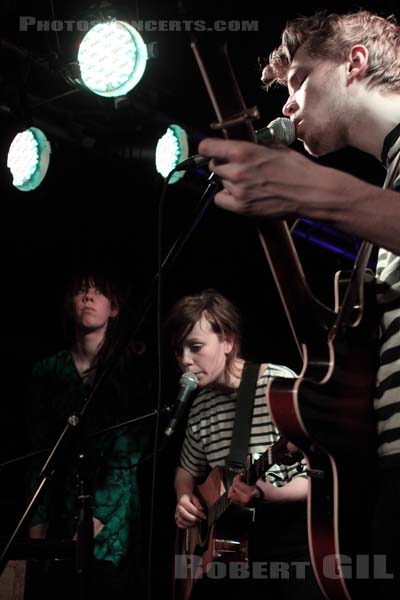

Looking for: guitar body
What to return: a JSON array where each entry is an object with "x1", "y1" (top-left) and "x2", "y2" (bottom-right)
[
  {"x1": 173, "y1": 466, "x2": 253, "y2": 600},
  {"x1": 267, "y1": 271, "x2": 378, "y2": 600}
]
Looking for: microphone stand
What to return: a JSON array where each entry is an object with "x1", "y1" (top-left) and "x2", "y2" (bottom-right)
[
  {"x1": 0, "y1": 408, "x2": 157, "y2": 586},
  {"x1": 75, "y1": 447, "x2": 94, "y2": 600}
]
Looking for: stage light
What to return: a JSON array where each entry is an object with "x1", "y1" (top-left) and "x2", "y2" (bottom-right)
[
  {"x1": 6, "y1": 127, "x2": 51, "y2": 192},
  {"x1": 78, "y1": 20, "x2": 148, "y2": 98},
  {"x1": 155, "y1": 125, "x2": 189, "y2": 184}
]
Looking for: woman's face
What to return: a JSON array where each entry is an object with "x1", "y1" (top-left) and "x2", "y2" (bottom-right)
[
  {"x1": 71, "y1": 279, "x2": 118, "y2": 333},
  {"x1": 175, "y1": 315, "x2": 233, "y2": 388}
]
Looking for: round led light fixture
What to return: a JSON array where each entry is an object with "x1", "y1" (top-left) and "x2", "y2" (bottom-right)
[
  {"x1": 155, "y1": 124, "x2": 189, "y2": 184},
  {"x1": 7, "y1": 127, "x2": 51, "y2": 192},
  {"x1": 78, "y1": 20, "x2": 148, "y2": 98}
]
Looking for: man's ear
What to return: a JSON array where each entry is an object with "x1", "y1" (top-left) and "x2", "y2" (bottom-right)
[{"x1": 347, "y1": 45, "x2": 369, "y2": 83}]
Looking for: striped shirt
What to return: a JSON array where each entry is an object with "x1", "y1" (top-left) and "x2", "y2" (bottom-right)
[
  {"x1": 375, "y1": 122, "x2": 400, "y2": 462},
  {"x1": 180, "y1": 363, "x2": 306, "y2": 484}
]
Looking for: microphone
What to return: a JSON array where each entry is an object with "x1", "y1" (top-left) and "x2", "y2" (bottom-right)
[
  {"x1": 174, "y1": 117, "x2": 296, "y2": 171},
  {"x1": 257, "y1": 116, "x2": 296, "y2": 146},
  {"x1": 162, "y1": 372, "x2": 198, "y2": 440}
]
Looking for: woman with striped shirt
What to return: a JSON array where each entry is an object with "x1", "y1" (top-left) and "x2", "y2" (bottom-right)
[{"x1": 166, "y1": 289, "x2": 323, "y2": 598}]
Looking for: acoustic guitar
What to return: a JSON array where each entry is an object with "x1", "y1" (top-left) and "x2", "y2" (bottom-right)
[
  {"x1": 173, "y1": 437, "x2": 300, "y2": 600},
  {"x1": 190, "y1": 38, "x2": 378, "y2": 600}
]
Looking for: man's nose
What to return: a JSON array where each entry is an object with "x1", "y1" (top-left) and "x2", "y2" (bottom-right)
[{"x1": 282, "y1": 96, "x2": 298, "y2": 118}]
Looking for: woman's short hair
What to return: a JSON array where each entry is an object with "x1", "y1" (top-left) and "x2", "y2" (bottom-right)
[{"x1": 164, "y1": 288, "x2": 241, "y2": 373}]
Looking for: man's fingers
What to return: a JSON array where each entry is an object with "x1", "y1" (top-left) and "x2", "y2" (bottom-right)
[
  {"x1": 199, "y1": 138, "x2": 258, "y2": 162},
  {"x1": 214, "y1": 188, "x2": 244, "y2": 213}
]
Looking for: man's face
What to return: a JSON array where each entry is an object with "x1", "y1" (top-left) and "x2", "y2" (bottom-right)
[{"x1": 281, "y1": 45, "x2": 349, "y2": 157}]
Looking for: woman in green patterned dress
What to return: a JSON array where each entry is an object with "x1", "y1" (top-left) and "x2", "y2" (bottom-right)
[{"x1": 26, "y1": 271, "x2": 151, "y2": 599}]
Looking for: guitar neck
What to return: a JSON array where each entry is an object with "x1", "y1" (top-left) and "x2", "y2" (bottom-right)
[
  {"x1": 207, "y1": 451, "x2": 270, "y2": 526},
  {"x1": 191, "y1": 41, "x2": 258, "y2": 143},
  {"x1": 244, "y1": 442, "x2": 300, "y2": 484},
  {"x1": 191, "y1": 39, "x2": 334, "y2": 364},
  {"x1": 208, "y1": 440, "x2": 299, "y2": 526}
]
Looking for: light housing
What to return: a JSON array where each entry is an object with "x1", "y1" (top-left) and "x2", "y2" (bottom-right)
[
  {"x1": 7, "y1": 127, "x2": 51, "y2": 192},
  {"x1": 78, "y1": 20, "x2": 148, "y2": 98},
  {"x1": 155, "y1": 124, "x2": 189, "y2": 184}
]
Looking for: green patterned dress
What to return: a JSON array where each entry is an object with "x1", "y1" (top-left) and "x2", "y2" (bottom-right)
[{"x1": 27, "y1": 350, "x2": 149, "y2": 568}]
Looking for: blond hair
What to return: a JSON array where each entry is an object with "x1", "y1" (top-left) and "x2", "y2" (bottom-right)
[{"x1": 262, "y1": 11, "x2": 400, "y2": 93}]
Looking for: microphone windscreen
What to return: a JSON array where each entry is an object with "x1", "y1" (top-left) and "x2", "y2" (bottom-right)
[{"x1": 268, "y1": 117, "x2": 296, "y2": 146}]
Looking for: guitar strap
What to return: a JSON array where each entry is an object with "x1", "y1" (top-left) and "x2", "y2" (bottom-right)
[{"x1": 225, "y1": 361, "x2": 260, "y2": 488}]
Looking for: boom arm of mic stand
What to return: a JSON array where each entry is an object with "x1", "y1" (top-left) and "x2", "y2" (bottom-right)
[
  {"x1": 160, "y1": 173, "x2": 218, "y2": 279},
  {"x1": 0, "y1": 410, "x2": 158, "y2": 470},
  {"x1": 130, "y1": 172, "x2": 219, "y2": 337}
]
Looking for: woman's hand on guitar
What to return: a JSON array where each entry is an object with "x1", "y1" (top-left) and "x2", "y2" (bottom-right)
[
  {"x1": 175, "y1": 493, "x2": 207, "y2": 529},
  {"x1": 227, "y1": 473, "x2": 263, "y2": 506}
]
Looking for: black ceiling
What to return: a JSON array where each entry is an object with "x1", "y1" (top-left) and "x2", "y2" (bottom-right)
[{"x1": 0, "y1": 0, "x2": 396, "y2": 356}]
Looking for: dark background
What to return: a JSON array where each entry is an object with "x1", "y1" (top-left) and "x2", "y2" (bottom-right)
[{"x1": 0, "y1": 0, "x2": 397, "y2": 597}]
